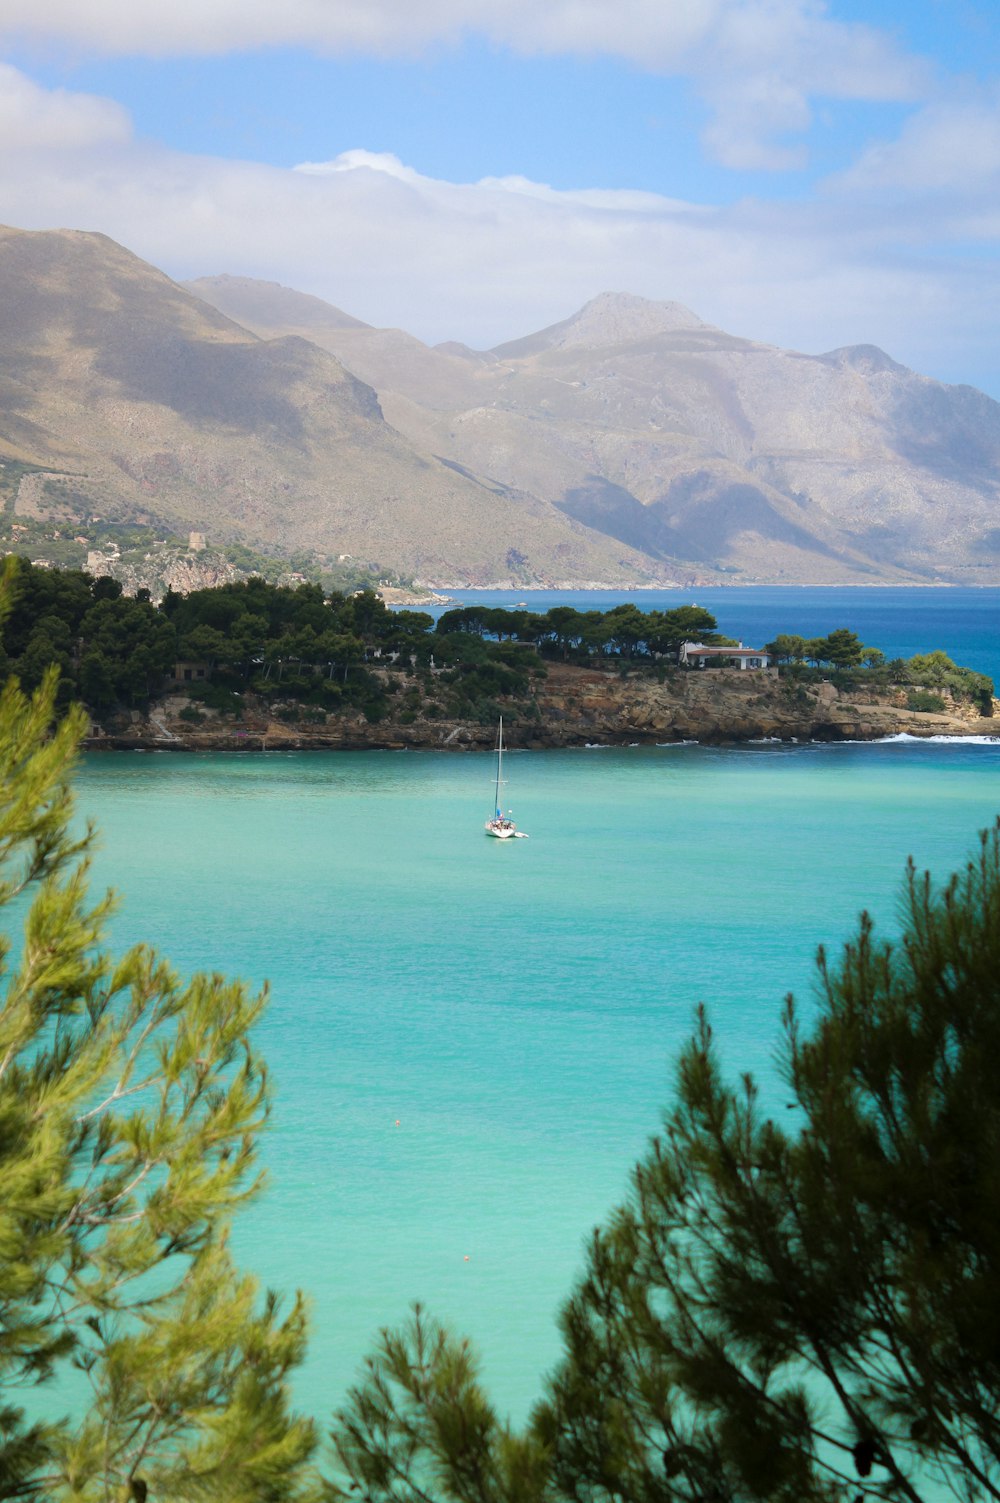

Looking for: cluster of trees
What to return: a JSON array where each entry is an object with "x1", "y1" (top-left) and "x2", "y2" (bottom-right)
[
  {"x1": 765, "y1": 630, "x2": 993, "y2": 714},
  {"x1": 0, "y1": 562, "x2": 176, "y2": 709},
  {"x1": 0, "y1": 567, "x2": 727, "y2": 726},
  {"x1": 3, "y1": 552, "x2": 1000, "y2": 1496},
  {"x1": 764, "y1": 627, "x2": 880, "y2": 668},
  {"x1": 0, "y1": 656, "x2": 316, "y2": 1498},
  {"x1": 0, "y1": 562, "x2": 993, "y2": 725},
  {"x1": 0, "y1": 563, "x2": 428, "y2": 717},
  {"x1": 436, "y1": 602, "x2": 723, "y2": 659}
]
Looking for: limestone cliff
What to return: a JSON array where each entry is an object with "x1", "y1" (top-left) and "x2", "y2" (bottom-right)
[{"x1": 86, "y1": 666, "x2": 997, "y2": 752}]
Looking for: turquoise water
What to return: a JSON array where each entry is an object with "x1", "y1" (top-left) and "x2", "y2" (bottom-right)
[{"x1": 72, "y1": 736, "x2": 1000, "y2": 1427}]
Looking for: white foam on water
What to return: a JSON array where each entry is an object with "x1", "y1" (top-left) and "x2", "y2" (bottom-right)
[{"x1": 874, "y1": 733, "x2": 1000, "y2": 746}]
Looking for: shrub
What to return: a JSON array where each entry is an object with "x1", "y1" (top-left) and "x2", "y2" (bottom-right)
[{"x1": 907, "y1": 689, "x2": 947, "y2": 713}]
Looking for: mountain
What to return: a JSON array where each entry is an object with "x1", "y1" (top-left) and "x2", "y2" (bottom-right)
[
  {"x1": 0, "y1": 229, "x2": 665, "y2": 586},
  {"x1": 184, "y1": 274, "x2": 372, "y2": 338},
  {"x1": 2, "y1": 224, "x2": 997, "y2": 588},
  {"x1": 186, "y1": 280, "x2": 1000, "y2": 585}
]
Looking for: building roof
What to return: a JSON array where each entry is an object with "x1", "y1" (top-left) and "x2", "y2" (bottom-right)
[{"x1": 682, "y1": 643, "x2": 769, "y2": 657}]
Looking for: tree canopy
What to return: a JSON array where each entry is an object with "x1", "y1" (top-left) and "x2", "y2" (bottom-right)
[
  {"x1": 0, "y1": 611, "x2": 315, "y2": 1496},
  {"x1": 0, "y1": 562, "x2": 993, "y2": 725}
]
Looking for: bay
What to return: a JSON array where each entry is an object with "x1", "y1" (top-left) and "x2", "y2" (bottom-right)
[{"x1": 72, "y1": 732, "x2": 1000, "y2": 1427}]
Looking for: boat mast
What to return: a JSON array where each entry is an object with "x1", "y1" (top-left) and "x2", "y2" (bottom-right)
[{"x1": 494, "y1": 716, "x2": 503, "y2": 817}]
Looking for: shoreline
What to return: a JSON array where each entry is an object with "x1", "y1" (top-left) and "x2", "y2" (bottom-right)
[
  {"x1": 84, "y1": 665, "x2": 998, "y2": 754},
  {"x1": 83, "y1": 734, "x2": 1000, "y2": 754}
]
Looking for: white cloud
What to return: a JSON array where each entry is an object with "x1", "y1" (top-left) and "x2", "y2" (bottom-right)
[
  {"x1": 0, "y1": 60, "x2": 130, "y2": 148},
  {"x1": 831, "y1": 89, "x2": 1000, "y2": 195},
  {"x1": 295, "y1": 149, "x2": 425, "y2": 184},
  {"x1": 0, "y1": 66, "x2": 997, "y2": 395},
  {"x1": 0, "y1": 0, "x2": 928, "y2": 170}
]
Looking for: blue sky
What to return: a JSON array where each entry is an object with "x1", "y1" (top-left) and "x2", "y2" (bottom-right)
[{"x1": 1, "y1": 0, "x2": 998, "y2": 394}]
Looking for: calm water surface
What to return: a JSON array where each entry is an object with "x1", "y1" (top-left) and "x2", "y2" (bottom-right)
[{"x1": 74, "y1": 735, "x2": 1000, "y2": 1424}]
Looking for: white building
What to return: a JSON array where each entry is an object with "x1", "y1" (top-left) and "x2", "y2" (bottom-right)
[{"x1": 679, "y1": 641, "x2": 771, "y2": 670}]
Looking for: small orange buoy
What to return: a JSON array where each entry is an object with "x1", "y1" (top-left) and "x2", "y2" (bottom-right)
[{"x1": 464, "y1": 1255, "x2": 470, "y2": 1262}]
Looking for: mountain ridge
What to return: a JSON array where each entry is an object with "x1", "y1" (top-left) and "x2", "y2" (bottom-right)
[
  {"x1": 187, "y1": 273, "x2": 1000, "y2": 584},
  {"x1": 1, "y1": 222, "x2": 997, "y2": 587},
  {"x1": 0, "y1": 225, "x2": 669, "y2": 587}
]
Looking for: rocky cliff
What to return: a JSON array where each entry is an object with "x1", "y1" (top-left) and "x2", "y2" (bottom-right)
[{"x1": 87, "y1": 666, "x2": 997, "y2": 752}]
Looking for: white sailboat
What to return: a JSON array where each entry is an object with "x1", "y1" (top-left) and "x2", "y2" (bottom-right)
[{"x1": 485, "y1": 716, "x2": 527, "y2": 838}]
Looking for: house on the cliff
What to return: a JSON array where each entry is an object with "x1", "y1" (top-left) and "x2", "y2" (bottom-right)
[
  {"x1": 168, "y1": 660, "x2": 210, "y2": 685},
  {"x1": 680, "y1": 642, "x2": 772, "y2": 670}
]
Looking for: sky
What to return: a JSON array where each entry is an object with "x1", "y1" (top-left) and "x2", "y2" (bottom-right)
[{"x1": 1, "y1": 0, "x2": 999, "y2": 395}]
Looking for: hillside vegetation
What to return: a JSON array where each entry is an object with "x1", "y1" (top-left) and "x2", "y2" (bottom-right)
[{"x1": 3, "y1": 562, "x2": 992, "y2": 740}]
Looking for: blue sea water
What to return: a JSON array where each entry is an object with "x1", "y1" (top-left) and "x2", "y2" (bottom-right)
[{"x1": 72, "y1": 728, "x2": 1000, "y2": 1430}]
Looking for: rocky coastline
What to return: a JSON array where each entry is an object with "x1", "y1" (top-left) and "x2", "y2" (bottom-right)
[{"x1": 84, "y1": 665, "x2": 998, "y2": 752}]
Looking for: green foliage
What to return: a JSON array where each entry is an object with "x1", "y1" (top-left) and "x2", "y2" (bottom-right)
[
  {"x1": 330, "y1": 823, "x2": 1000, "y2": 1503},
  {"x1": 435, "y1": 603, "x2": 720, "y2": 665},
  {"x1": 766, "y1": 630, "x2": 993, "y2": 713},
  {"x1": 781, "y1": 627, "x2": 868, "y2": 668},
  {"x1": 328, "y1": 1308, "x2": 549, "y2": 1503},
  {"x1": 4, "y1": 563, "x2": 992, "y2": 726},
  {"x1": 906, "y1": 689, "x2": 947, "y2": 713},
  {"x1": 903, "y1": 651, "x2": 993, "y2": 713},
  {"x1": 820, "y1": 626, "x2": 865, "y2": 666},
  {"x1": 0, "y1": 636, "x2": 316, "y2": 1496},
  {"x1": 188, "y1": 681, "x2": 243, "y2": 714},
  {"x1": 765, "y1": 634, "x2": 809, "y2": 664}
]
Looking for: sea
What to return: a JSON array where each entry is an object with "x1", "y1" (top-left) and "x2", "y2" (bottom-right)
[{"x1": 63, "y1": 587, "x2": 1000, "y2": 1435}]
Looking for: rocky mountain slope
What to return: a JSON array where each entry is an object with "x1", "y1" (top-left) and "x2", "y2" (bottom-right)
[
  {"x1": 0, "y1": 227, "x2": 661, "y2": 587},
  {"x1": 188, "y1": 277, "x2": 1000, "y2": 585},
  {"x1": 1, "y1": 221, "x2": 996, "y2": 590}
]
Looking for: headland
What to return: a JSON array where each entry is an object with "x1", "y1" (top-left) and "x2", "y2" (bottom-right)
[{"x1": 86, "y1": 664, "x2": 997, "y2": 752}]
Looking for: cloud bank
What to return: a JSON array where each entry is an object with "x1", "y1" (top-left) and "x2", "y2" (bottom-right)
[
  {"x1": 0, "y1": 65, "x2": 997, "y2": 394},
  {"x1": 0, "y1": 0, "x2": 927, "y2": 170}
]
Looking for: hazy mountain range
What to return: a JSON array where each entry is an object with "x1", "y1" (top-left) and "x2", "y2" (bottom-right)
[{"x1": 2, "y1": 222, "x2": 998, "y2": 587}]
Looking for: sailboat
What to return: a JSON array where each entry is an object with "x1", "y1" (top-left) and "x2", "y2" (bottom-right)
[{"x1": 485, "y1": 716, "x2": 527, "y2": 839}]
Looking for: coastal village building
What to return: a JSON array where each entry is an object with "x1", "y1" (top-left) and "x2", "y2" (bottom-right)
[
  {"x1": 679, "y1": 641, "x2": 772, "y2": 670},
  {"x1": 168, "y1": 661, "x2": 209, "y2": 685}
]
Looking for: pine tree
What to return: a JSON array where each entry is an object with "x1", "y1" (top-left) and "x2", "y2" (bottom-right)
[
  {"x1": 330, "y1": 824, "x2": 1000, "y2": 1503},
  {"x1": 0, "y1": 651, "x2": 317, "y2": 1499}
]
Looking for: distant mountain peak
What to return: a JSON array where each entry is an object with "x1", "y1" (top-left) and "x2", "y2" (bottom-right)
[
  {"x1": 561, "y1": 291, "x2": 707, "y2": 344},
  {"x1": 491, "y1": 291, "x2": 706, "y2": 358},
  {"x1": 819, "y1": 343, "x2": 907, "y2": 377}
]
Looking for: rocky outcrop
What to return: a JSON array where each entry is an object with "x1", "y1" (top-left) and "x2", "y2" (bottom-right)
[{"x1": 85, "y1": 668, "x2": 997, "y2": 752}]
